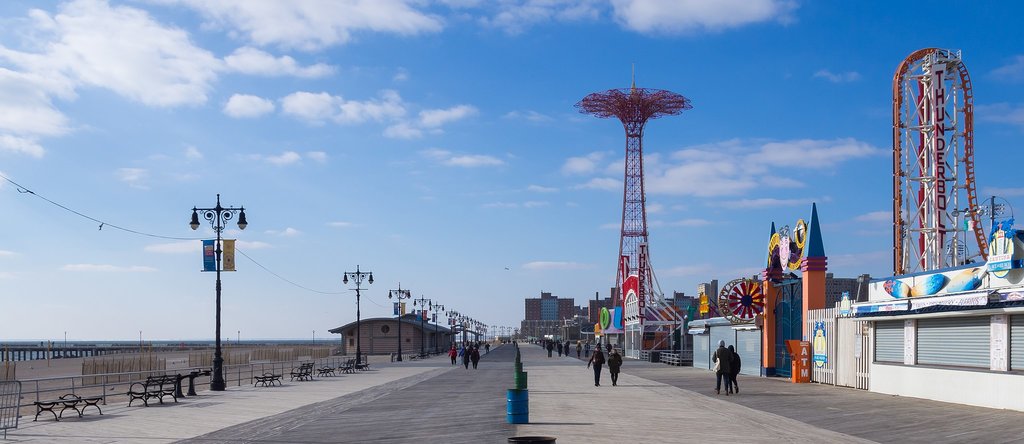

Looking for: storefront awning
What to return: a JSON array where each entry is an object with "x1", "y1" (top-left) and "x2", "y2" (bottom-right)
[
  {"x1": 687, "y1": 327, "x2": 708, "y2": 335},
  {"x1": 909, "y1": 292, "x2": 990, "y2": 310}
]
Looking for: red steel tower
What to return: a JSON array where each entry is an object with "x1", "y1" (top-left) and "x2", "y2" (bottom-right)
[{"x1": 576, "y1": 81, "x2": 691, "y2": 319}]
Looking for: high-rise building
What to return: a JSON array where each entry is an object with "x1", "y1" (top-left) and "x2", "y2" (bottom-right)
[{"x1": 522, "y1": 292, "x2": 576, "y2": 339}]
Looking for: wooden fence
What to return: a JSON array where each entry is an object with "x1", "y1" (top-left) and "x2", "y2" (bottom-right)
[
  {"x1": 806, "y1": 307, "x2": 869, "y2": 390},
  {"x1": 81, "y1": 354, "x2": 165, "y2": 385}
]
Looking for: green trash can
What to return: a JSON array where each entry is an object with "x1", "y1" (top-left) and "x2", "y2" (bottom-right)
[{"x1": 514, "y1": 371, "x2": 528, "y2": 390}]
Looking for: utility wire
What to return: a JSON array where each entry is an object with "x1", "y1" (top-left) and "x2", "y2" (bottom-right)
[{"x1": 1, "y1": 172, "x2": 351, "y2": 297}]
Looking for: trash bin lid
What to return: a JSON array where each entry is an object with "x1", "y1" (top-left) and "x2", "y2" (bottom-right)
[{"x1": 508, "y1": 437, "x2": 556, "y2": 444}]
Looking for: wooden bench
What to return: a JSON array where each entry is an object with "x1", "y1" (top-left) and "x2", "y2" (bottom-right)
[
  {"x1": 289, "y1": 362, "x2": 314, "y2": 381},
  {"x1": 254, "y1": 372, "x2": 283, "y2": 387},
  {"x1": 127, "y1": 375, "x2": 178, "y2": 407},
  {"x1": 338, "y1": 359, "x2": 356, "y2": 374},
  {"x1": 34, "y1": 394, "x2": 103, "y2": 421}
]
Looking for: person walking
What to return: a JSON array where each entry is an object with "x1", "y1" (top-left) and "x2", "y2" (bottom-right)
[
  {"x1": 546, "y1": 341, "x2": 554, "y2": 357},
  {"x1": 557, "y1": 341, "x2": 563, "y2": 357},
  {"x1": 485, "y1": 343, "x2": 490, "y2": 354},
  {"x1": 587, "y1": 347, "x2": 606, "y2": 387},
  {"x1": 564, "y1": 341, "x2": 571, "y2": 358},
  {"x1": 605, "y1": 342, "x2": 612, "y2": 354},
  {"x1": 576, "y1": 341, "x2": 582, "y2": 359},
  {"x1": 462, "y1": 345, "x2": 471, "y2": 369},
  {"x1": 712, "y1": 340, "x2": 734, "y2": 395},
  {"x1": 607, "y1": 348, "x2": 623, "y2": 386},
  {"x1": 728, "y1": 345, "x2": 741, "y2": 394},
  {"x1": 448, "y1": 346, "x2": 458, "y2": 365},
  {"x1": 470, "y1": 346, "x2": 481, "y2": 369},
  {"x1": 584, "y1": 342, "x2": 591, "y2": 358}
]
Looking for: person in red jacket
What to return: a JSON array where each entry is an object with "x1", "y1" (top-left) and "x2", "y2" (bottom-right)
[{"x1": 448, "y1": 346, "x2": 457, "y2": 365}]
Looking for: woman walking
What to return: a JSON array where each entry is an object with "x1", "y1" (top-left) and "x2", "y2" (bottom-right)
[
  {"x1": 712, "y1": 340, "x2": 733, "y2": 395},
  {"x1": 470, "y1": 346, "x2": 481, "y2": 369},
  {"x1": 448, "y1": 346, "x2": 458, "y2": 365},
  {"x1": 462, "y1": 345, "x2": 471, "y2": 369},
  {"x1": 587, "y1": 347, "x2": 606, "y2": 387},
  {"x1": 576, "y1": 341, "x2": 582, "y2": 359},
  {"x1": 727, "y1": 345, "x2": 741, "y2": 394},
  {"x1": 607, "y1": 348, "x2": 623, "y2": 386}
]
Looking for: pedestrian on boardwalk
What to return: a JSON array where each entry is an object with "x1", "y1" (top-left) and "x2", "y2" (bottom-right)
[
  {"x1": 564, "y1": 341, "x2": 571, "y2": 358},
  {"x1": 448, "y1": 346, "x2": 458, "y2": 365},
  {"x1": 608, "y1": 348, "x2": 623, "y2": 386},
  {"x1": 605, "y1": 342, "x2": 612, "y2": 354},
  {"x1": 728, "y1": 345, "x2": 741, "y2": 394},
  {"x1": 584, "y1": 342, "x2": 591, "y2": 358},
  {"x1": 576, "y1": 341, "x2": 582, "y2": 359},
  {"x1": 587, "y1": 347, "x2": 606, "y2": 387},
  {"x1": 557, "y1": 341, "x2": 563, "y2": 357},
  {"x1": 462, "y1": 345, "x2": 471, "y2": 369},
  {"x1": 485, "y1": 343, "x2": 490, "y2": 354},
  {"x1": 712, "y1": 340, "x2": 734, "y2": 395},
  {"x1": 470, "y1": 346, "x2": 481, "y2": 369},
  {"x1": 546, "y1": 341, "x2": 553, "y2": 357}
]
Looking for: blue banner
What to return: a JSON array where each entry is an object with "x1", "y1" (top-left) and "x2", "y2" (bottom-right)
[{"x1": 202, "y1": 240, "x2": 216, "y2": 272}]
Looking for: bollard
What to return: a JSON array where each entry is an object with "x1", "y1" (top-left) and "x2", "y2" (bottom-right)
[{"x1": 506, "y1": 388, "x2": 528, "y2": 424}]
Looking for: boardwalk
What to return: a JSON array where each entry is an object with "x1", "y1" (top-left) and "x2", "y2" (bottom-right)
[{"x1": 7, "y1": 344, "x2": 1024, "y2": 443}]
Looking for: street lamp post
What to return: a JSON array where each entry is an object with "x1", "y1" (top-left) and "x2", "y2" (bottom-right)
[
  {"x1": 342, "y1": 266, "x2": 373, "y2": 367},
  {"x1": 431, "y1": 303, "x2": 444, "y2": 353},
  {"x1": 413, "y1": 295, "x2": 432, "y2": 357},
  {"x1": 388, "y1": 283, "x2": 411, "y2": 361},
  {"x1": 190, "y1": 193, "x2": 247, "y2": 391}
]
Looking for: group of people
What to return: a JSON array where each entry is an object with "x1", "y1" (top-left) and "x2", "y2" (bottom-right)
[
  {"x1": 712, "y1": 340, "x2": 742, "y2": 395},
  {"x1": 543, "y1": 339, "x2": 609, "y2": 359},
  {"x1": 447, "y1": 342, "x2": 487, "y2": 369},
  {"x1": 585, "y1": 344, "x2": 622, "y2": 386}
]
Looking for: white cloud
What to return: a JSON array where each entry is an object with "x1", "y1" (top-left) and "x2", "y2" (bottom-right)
[
  {"x1": 224, "y1": 47, "x2": 334, "y2": 78},
  {"x1": 184, "y1": 146, "x2": 203, "y2": 160},
  {"x1": 855, "y1": 211, "x2": 891, "y2": 223},
  {"x1": 482, "y1": 201, "x2": 547, "y2": 209},
  {"x1": 8, "y1": 0, "x2": 221, "y2": 107},
  {"x1": 265, "y1": 151, "x2": 302, "y2": 166},
  {"x1": 668, "y1": 218, "x2": 712, "y2": 227},
  {"x1": 237, "y1": 240, "x2": 272, "y2": 249},
  {"x1": 421, "y1": 149, "x2": 504, "y2": 167},
  {"x1": 281, "y1": 89, "x2": 406, "y2": 125},
  {"x1": 813, "y1": 69, "x2": 861, "y2": 83},
  {"x1": 576, "y1": 177, "x2": 621, "y2": 191},
  {"x1": 61, "y1": 264, "x2": 157, "y2": 272},
  {"x1": 306, "y1": 151, "x2": 327, "y2": 163},
  {"x1": 327, "y1": 221, "x2": 354, "y2": 228},
  {"x1": 170, "y1": 0, "x2": 444, "y2": 51},
  {"x1": 984, "y1": 187, "x2": 1024, "y2": 197},
  {"x1": 504, "y1": 110, "x2": 553, "y2": 122},
  {"x1": 266, "y1": 227, "x2": 302, "y2": 237},
  {"x1": 610, "y1": 0, "x2": 796, "y2": 34},
  {"x1": 522, "y1": 261, "x2": 591, "y2": 271},
  {"x1": 145, "y1": 241, "x2": 199, "y2": 254},
  {"x1": 393, "y1": 68, "x2": 409, "y2": 82},
  {"x1": 527, "y1": 185, "x2": 558, "y2": 193},
  {"x1": 562, "y1": 152, "x2": 607, "y2": 175},
  {"x1": 991, "y1": 55, "x2": 1024, "y2": 83},
  {"x1": 523, "y1": 201, "x2": 549, "y2": 208},
  {"x1": 976, "y1": 103, "x2": 1024, "y2": 127},
  {"x1": 479, "y1": 0, "x2": 601, "y2": 34},
  {"x1": 117, "y1": 167, "x2": 148, "y2": 189},
  {"x1": 718, "y1": 197, "x2": 816, "y2": 209},
  {"x1": 647, "y1": 138, "x2": 881, "y2": 197},
  {"x1": 647, "y1": 203, "x2": 664, "y2": 214},
  {"x1": 0, "y1": 250, "x2": 16, "y2": 256},
  {"x1": 383, "y1": 122, "x2": 423, "y2": 139},
  {"x1": 280, "y1": 91, "x2": 338, "y2": 122},
  {"x1": 224, "y1": 94, "x2": 275, "y2": 118},
  {"x1": 418, "y1": 105, "x2": 478, "y2": 128},
  {"x1": 0, "y1": 135, "x2": 46, "y2": 158}
]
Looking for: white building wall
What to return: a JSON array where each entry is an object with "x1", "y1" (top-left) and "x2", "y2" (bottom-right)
[{"x1": 870, "y1": 363, "x2": 1024, "y2": 411}]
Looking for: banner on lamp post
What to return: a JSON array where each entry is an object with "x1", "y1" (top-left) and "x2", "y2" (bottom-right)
[
  {"x1": 393, "y1": 302, "x2": 400, "y2": 316},
  {"x1": 202, "y1": 240, "x2": 215, "y2": 271},
  {"x1": 222, "y1": 239, "x2": 236, "y2": 271}
]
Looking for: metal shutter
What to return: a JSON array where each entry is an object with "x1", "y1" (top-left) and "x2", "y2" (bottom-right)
[
  {"x1": 1012, "y1": 315, "x2": 1024, "y2": 371},
  {"x1": 874, "y1": 320, "x2": 904, "y2": 363},
  {"x1": 917, "y1": 316, "x2": 989, "y2": 368},
  {"x1": 693, "y1": 333, "x2": 710, "y2": 370},
  {"x1": 735, "y1": 329, "x2": 761, "y2": 376}
]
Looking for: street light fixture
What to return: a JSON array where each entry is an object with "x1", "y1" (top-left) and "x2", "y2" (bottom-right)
[
  {"x1": 189, "y1": 193, "x2": 247, "y2": 391},
  {"x1": 388, "y1": 283, "x2": 411, "y2": 362},
  {"x1": 430, "y1": 302, "x2": 444, "y2": 353},
  {"x1": 413, "y1": 295, "x2": 432, "y2": 357},
  {"x1": 342, "y1": 266, "x2": 373, "y2": 366}
]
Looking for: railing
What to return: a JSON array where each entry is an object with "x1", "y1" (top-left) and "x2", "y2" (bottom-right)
[
  {"x1": 8, "y1": 356, "x2": 352, "y2": 416},
  {"x1": 658, "y1": 350, "x2": 693, "y2": 366}
]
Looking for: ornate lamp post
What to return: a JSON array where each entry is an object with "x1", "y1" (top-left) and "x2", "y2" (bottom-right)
[
  {"x1": 430, "y1": 302, "x2": 444, "y2": 353},
  {"x1": 343, "y1": 266, "x2": 373, "y2": 366},
  {"x1": 190, "y1": 193, "x2": 247, "y2": 391},
  {"x1": 413, "y1": 295, "x2": 432, "y2": 356},
  {"x1": 388, "y1": 283, "x2": 411, "y2": 361}
]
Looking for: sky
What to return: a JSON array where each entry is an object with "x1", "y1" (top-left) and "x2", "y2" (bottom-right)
[{"x1": 2, "y1": 0, "x2": 1024, "y2": 341}]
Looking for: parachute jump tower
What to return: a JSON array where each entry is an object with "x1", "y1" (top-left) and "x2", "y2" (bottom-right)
[
  {"x1": 892, "y1": 48, "x2": 986, "y2": 275},
  {"x1": 576, "y1": 77, "x2": 691, "y2": 357}
]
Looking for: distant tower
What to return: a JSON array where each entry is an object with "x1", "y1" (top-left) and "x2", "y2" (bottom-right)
[
  {"x1": 576, "y1": 75, "x2": 691, "y2": 341},
  {"x1": 892, "y1": 48, "x2": 985, "y2": 275}
]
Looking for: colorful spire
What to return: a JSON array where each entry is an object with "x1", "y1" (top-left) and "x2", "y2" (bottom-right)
[{"x1": 806, "y1": 202, "x2": 826, "y2": 258}]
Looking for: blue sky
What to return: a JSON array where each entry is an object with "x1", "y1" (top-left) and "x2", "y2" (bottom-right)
[{"x1": 2, "y1": 0, "x2": 1023, "y2": 341}]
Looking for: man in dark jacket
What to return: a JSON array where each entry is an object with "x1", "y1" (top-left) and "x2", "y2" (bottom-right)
[
  {"x1": 712, "y1": 340, "x2": 733, "y2": 395},
  {"x1": 587, "y1": 347, "x2": 606, "y2": 387},
  {"x1": 607, "y1": 348, "x2": 623, "y2": 386},
  {"x1": 727, "y1": 345, "x2": 741, "y2": 394}
]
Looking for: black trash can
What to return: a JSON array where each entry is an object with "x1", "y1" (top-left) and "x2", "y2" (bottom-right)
[
  {"x1": 508, "y1": 437, "x2": 556, "y2": 444},
  {"x1": 649, "y1": 351, "x2": 660, "y2": 363}
]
